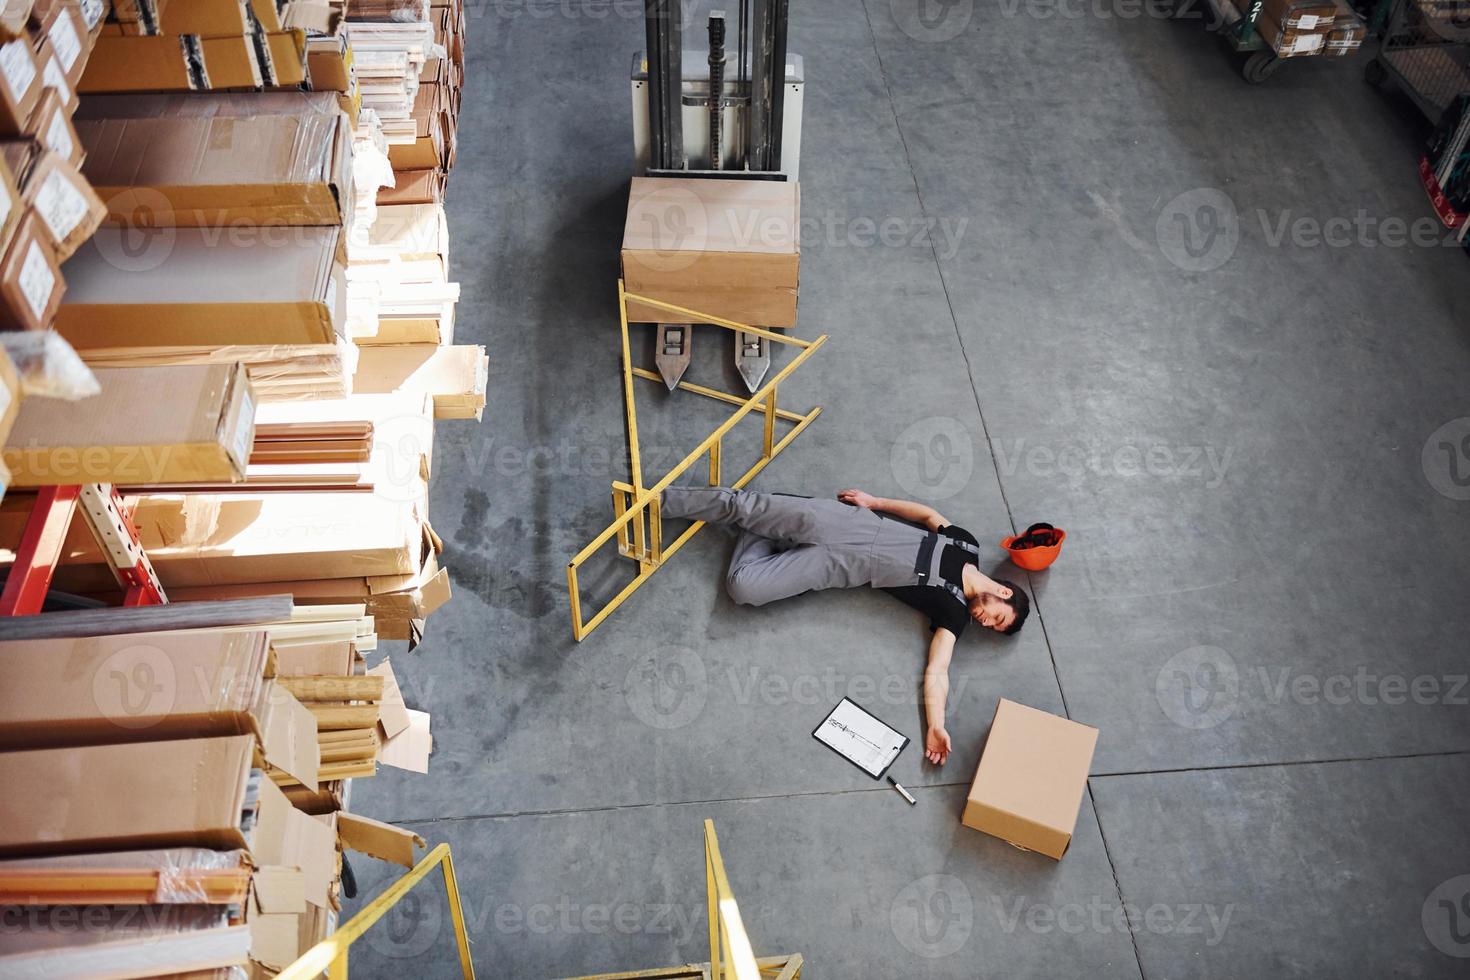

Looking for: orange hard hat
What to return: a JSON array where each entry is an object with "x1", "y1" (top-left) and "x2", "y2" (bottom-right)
[{"x1": 1001, "y1": 523, "x2": 1066, "y2": 571}]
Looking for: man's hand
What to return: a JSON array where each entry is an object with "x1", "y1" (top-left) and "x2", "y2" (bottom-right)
[
  {"x1": 925, "y1": 726, "x2": 952, "y2": 765},
  {"x1": 837, "y1": 488, "x2": 879, "y2": 510}
]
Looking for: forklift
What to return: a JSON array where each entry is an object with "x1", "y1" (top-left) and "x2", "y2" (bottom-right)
[{"x1": 629, "y1": 0, "x2": 804, "y2": 392}]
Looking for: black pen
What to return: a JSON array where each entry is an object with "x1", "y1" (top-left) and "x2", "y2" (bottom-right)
[{"x1": 888, "y1": 776, "x2": 916, "y2": 805}]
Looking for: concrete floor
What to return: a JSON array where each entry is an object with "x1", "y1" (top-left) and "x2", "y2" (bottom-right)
[{"x1": 344, "y1": 2, "x2": 1470, "y2": 977}]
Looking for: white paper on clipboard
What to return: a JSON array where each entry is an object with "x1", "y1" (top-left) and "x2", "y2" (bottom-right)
[{"x1": 813, "y1": 698, "x2": 908, "y2": 778}]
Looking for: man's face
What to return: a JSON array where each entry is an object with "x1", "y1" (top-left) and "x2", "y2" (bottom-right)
[{"x1": 971, "y1": 593, "x2": 1015, "y2": 633}]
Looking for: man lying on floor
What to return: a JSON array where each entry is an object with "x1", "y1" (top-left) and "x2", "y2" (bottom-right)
[{"x1": 661, "y1": 486, "x2": 1031, "y2": 767}]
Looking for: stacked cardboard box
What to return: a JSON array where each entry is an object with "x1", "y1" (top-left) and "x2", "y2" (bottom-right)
[
  {"x1": 0, "y1": 1, "x2": 479, "y2": 970},
  {"x1": 0, "y1": 0, "x2": 108, "y2": 333},
  {"x1": 1231, "y1": 0, "x2": 1365, "y2": 59},
  {"x1": 80, "y1": 0, "x2": 328, "y2": 93},
  {"x1": 0, "y1": 608, "x2": 433, "y2": 974}
]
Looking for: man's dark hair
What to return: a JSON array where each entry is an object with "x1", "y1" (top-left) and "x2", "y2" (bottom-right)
[{"x1": 994, "y1": 579, "x2": 1030, "y2": 635}]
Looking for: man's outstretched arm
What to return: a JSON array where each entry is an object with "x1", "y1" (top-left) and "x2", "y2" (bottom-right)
[
  {"x1": 922, "y1": 628, "x2": 956, "y2": 765},
  {"x1": 837, "y1": 489, "x2": 949, "y2": 531}
]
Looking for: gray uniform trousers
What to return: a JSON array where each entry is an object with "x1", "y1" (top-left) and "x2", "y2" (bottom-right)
[{"x1": 661, "y1": 486, "x2": 933, "y2": 606}]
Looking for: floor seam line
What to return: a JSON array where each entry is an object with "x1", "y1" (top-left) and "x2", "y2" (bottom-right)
[
  {"x1": 381, "y1": 780, "x2": 975, "y2": 827},
  {"x1": 1090, "y1": 747, "x2": 1470, "y2": 778},
  {"x1": 1086, "y1": 785, "x2": 1149, "y2": 980},
  {"x1": 856, "y1": 2, "x2": 1073, "y2": 717}
]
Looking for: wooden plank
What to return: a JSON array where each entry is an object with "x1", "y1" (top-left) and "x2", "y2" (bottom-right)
[
  {"x1": 305, "y1": 704, "x2": 381, "y2": 730},
  {"x1": 277, "y1": 675, "x2": 384, "y2": 701},
  {"x1": 0, "y1": 596, "x2": 294, "y2": 640}
]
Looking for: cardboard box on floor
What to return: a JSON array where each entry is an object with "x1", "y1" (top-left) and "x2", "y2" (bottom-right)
[
  {"x1": 2, "y1": 362, "x2": 256, "y2": 486},
  {"x1": 962, "y1": 699, "x2": 1098, "y2": 859},
  {"x1": 56, "y1": 225, "x2": 345, "y2": 349},
  {"x1": 621, "y1": 176, "x2": 800, "y2": 328},
  {"x1": 78, "y1": 107, "x2": 353, "y2": 227}
]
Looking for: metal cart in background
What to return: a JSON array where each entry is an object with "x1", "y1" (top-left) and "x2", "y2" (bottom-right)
[
  {"x1": 1203, "y1": 0, "x2": 1286, "y2": 82},
  {"x1": 1367, "y1": 0, "x2": 1470, "y2": 122}
]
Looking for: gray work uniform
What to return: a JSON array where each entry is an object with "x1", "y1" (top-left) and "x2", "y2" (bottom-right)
[{"x1": 660, "y1": 487, "x2": 976, "y2": 607}]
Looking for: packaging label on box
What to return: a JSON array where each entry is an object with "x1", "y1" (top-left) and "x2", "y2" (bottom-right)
[
  {"x1": 1290, "y1": 33, "x2": 1325, "y2": 52},
  {"x1": 0, "y1": 182, "x2": 12, "y2": 233},
  {"x1": 19, "y1": 242, "x2": 55, "y2": 321},
  {"x1": 81, "y1": 0, "x2": 105, "y2": 29},
  {"x1": 0, "y1": 41, "x2": 35, "y2": 103},
  {"x1": 36, "y1": 170, "x2": 88, "y2": 241},
  {"x1": 49, "y1": 15, "x2": 83, "y2": 73},
  {"x1": 1297, "y1": 13, "x2": 1320, "y2": 28},
  {"x1": 42, "y1": 57, "x2": 72, "y2": 104},
  {"x1": 45, "y1": 113, "x2": 73, "y2": 161},
  {"x1": 231, "y1": 383, "x2": 255, "y2": 469}
]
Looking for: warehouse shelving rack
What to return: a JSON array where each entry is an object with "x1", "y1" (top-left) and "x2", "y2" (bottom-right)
[{"x1": 0, "y1": 483, "x2": 166, "y2": 615}]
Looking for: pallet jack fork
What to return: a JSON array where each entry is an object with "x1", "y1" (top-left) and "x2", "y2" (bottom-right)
[
  {"x1": 0, "y1": 484, "x2": 167, "y2": 615},
  {"x1": 565, "y1": 282, "x2": 826, "y2": 642}
]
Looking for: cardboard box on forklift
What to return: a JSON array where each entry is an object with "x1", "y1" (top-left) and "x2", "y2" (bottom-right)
[
  {"x1": 56, "y1": 224, "x2": 346, "y2": 349},
  {"x1": 961, "y1": 699, "x2": 1098, "y2": 860},
  {"x1": 0, "y1": 734, "x2": 257, "y2": 857},
  {"x1": 2, "y1": 361, "x2": 256, "y2": 486},
  {"x1": 621, "y1": 176, "x2": 800, "y2": 328},
  {"x1": 77, "y1": 107, "x2": 353, "y2": 226}
]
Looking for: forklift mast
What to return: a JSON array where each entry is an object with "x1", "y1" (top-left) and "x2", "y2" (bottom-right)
[{"x1": 637, "y1": 0, "x2": 798, "y2": 180}]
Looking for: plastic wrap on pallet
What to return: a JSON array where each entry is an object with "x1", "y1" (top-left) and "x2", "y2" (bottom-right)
[
  {"x1": 0, "y1": 848, "x2": 249, "y2": 904},
  {"x1": 0, "y1": 333, "x2": 100, "y2": 400}
]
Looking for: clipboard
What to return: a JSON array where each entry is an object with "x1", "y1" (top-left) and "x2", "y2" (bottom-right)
[{"x1": 811, "y1": 698, "x2": 910, "y2": 780}]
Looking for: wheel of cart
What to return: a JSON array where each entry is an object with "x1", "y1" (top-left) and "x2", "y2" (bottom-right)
[
  {"x1": 1203, "y1": 0, "x2": 1285, "y2": 82},
  {"x1": 1371, "y1": 0, "x2": 1470, "y2": 123},
  {"x1": 1243, "y1": 48, "x2": 1284, "y2": 81}
]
